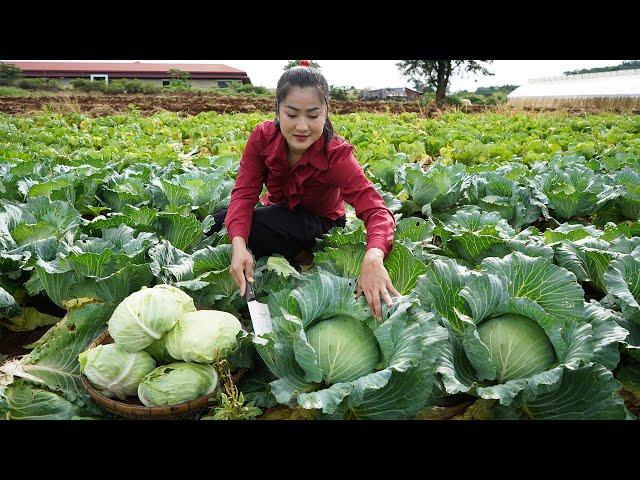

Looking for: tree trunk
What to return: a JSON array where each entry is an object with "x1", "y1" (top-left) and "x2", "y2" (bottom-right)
[{"x1": 435, "y1": 61, "x2": 448, "y2": 105}]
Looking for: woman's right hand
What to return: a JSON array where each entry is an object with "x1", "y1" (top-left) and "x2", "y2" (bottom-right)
[{"x1": 230, "y1": 236, "x2": 254, "y2": 297}]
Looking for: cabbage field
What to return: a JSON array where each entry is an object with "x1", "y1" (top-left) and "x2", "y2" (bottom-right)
[{"x1": 0, "y1": 109, "x2": 639, "y2": 419}]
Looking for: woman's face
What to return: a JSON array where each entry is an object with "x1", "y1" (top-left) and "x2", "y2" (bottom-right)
[{"x1": 278, "y1": 87, "x2": 326, "y2": 155}]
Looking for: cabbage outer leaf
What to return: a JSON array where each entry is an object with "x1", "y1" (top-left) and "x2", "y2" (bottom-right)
[{"x1": 492, "y1": 364, "x2": 628, "y2": 419}]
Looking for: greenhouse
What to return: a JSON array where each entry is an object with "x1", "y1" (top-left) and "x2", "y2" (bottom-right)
[{"x1": 508, "y1": 69, "x2": 640, "y2": 109}]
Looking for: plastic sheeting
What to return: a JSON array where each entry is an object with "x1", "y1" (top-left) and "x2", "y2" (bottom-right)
[{"x1": 508, "y1": 69, "x2": 640, "y2": 99}]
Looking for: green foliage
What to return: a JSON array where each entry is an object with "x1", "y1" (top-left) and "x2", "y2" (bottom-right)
[
  {"x1": 564, "y1": 60, "x2": 640, "y2": 76},
  {"x1": 0, "y1": 86, "x2": 32, "y2": 96},
  {"x1": 450, "y1": 84, "x2": 518, "y2": 105},
  {"x1": 15, "y1": 78, "x2": 61, "y2": 91},
  {"x1": 165, "y1": 69, "x2": 191, "y2": 90},
  {"x1": 475, "y1": 85, "x2": 519, "y2": 96},
  {"x1": 104, "y1": 81, "x2": 126, "y2": 94},
  {"x1": 329, "y1": 85, "x2": 350, "y2": 101},
  {"x1": 0, "y1": 63, "x2": 22, "y2": 86},
  {"x1": 168, "y1": 69, "x2": 189, "y2": 81},
  {"x1": 207, "y1": 390, "x2": 262, "y2": 420},
  {"x1": 204, "y1": 358, "x2": 262, "y2": 420},
  {"x1": 71, "y1": 78, "x2": 161, "y2": 94},
  {"x1": 108, "y1": 79, "x2": 142, "y2": 94},
  {"x1": 284, "y1": 60, "x2": 322, "y2": 70},
  {"x1": 71, "y1": 78, "x2": 105, "y2": 92},
  {"x1": 142, "y1": 82, "x2": 162, "y2": 94},
  {"x1": 233, "y1": 83, "x2": 268, "y2": 95}
]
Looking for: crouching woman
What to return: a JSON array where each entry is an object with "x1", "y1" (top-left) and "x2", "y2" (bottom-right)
[{"x1": 211, "y1": 63, "x2": 399, "y2": 319}]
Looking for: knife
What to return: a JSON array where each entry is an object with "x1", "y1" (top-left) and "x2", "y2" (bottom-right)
[{"x1": 244, "y1": 272, "x2": 273, "y2": 337}]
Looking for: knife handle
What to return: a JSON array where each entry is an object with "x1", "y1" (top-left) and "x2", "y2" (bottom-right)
[{"x1": 244, "y1": 272, "x2": 256, "y2": 302}]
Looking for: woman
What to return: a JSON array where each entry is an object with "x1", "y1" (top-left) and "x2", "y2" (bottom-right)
[{"x1": 212, "y1": 62, "x2": 399, "y2": 319}]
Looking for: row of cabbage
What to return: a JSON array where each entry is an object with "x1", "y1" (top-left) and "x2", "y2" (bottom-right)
[
  {"x1": 2, "y1": 110, "x2": 639, "y2": 167},
  {"x1": 0, "y1": 110, "x2": 638, "y2": 419}
]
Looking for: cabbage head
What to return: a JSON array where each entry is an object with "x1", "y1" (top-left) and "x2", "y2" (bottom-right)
[
  {"x1": 108, "y1": 285, "x2": 196, "y2": 352},
  {"x1": 306, "y1": 317, "x2": 379, "y2": 384},
  {"x1": 476, "y1": 314, "x2": 555, "y2": 383},
  {"x1": 145, "y1": 336, "x2": 174, "y2": 365},
  {"x1": 164, "y1": 310, "x2": 243, "y2": 363},
  {"x1": 79, "y1": 344, "x2": 156, "y2": 400},
  {"x1": 137, "y1": 363, "x2": 218, "y2": 407}
]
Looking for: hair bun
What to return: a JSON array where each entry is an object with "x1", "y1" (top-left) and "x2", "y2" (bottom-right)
[{"x1": 298, "y1": 60, "x2": 311, "y2": 67}]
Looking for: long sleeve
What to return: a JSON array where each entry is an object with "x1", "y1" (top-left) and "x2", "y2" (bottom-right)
[
  {"x1": 328, "y1": 148, "x2": 395, "y2": 257},
  {"x1": 224, "y1": 127, "x2": 267, "y2": 242}
]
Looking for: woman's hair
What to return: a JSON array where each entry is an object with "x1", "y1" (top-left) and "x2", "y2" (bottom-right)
[{"x1": 274, "y1": 66, "x2": 336, "y2": 150}]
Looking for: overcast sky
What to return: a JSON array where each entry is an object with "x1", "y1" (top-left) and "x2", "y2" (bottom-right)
[
  {"x1": 11, "y1": 60, "x2": 630, "y2": 92},
  {"x1": 214, "y1": 60, "x2": 629, "y2": 91}
]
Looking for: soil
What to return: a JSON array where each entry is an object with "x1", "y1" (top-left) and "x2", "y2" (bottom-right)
[
  {"x1": 619, "y1": 388, "x2": 640, "y2": 417},
  {"x1": 2, "y1": 92, "x2": 634, "y2": 118},
  {"x1": 0, "y1": 324, "x2": 52, "y2": 357},
  {"x1": 0, "y1": 92, "x2": 510, "y2": 117},
  {"x1": 0, "y1": 295, "x2": 65, "y2": 359}
]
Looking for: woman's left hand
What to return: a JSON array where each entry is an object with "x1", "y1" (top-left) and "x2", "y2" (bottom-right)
[{"x1": 357, "y1": 248, "x2": 401, "y2": 320}]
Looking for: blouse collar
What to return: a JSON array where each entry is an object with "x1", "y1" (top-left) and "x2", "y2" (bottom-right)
[{"x1": 269, "y1": 128, "x2": 329, "y2": 172}]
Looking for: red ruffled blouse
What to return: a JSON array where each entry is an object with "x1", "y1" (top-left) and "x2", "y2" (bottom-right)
[{"x1": 224, "y1": 120, "x2": 395, "y2": 256}]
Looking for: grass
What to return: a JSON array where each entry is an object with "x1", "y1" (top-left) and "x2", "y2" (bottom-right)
[
  {"x1": 0, "y1": 86, "x2": 30, "y2": 96},
  {"x1": 0, "y1": 86, "x2": 65, "y2": 97}
]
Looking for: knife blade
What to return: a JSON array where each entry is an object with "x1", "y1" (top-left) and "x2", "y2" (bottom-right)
[{"x1": 245, "y1": 272, "x2": 273, "y2": 337}]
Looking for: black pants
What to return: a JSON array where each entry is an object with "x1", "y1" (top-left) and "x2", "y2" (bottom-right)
[{"x1": 211, "y1": 205, "x2": 346, "y2": 261}]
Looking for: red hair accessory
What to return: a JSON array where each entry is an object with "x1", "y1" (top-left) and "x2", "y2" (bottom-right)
[{"x1": 298, "y1": 60, "x2": 311, "y2": 67}]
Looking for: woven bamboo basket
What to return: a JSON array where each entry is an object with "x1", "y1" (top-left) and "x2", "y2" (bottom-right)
[{"x1": 81, "y1": 329, "x2": 246, "y2": 420}]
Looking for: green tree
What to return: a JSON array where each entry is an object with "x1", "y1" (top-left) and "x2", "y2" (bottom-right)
[
  {"x1": 0, "y1": 63, "x2": 22, "y2": 86},
  {"x1": 284, "y1": 60, "x2": 322, "y2": 70},
  {"x1": 564, "y1": 60, "x2": 640, "y2": 76},
  {"x1": 167, "y1": 68, "x2": 191, "y2": 89},
  {"x1": 475, "y1": 84, "x2": 518, "y2": 96},
  {"x1": 397, "y1": 60, "x2": 494, "y2": 105},
  {"x1": 329, "y1": 85, "x2": 349, "y2": 100}
]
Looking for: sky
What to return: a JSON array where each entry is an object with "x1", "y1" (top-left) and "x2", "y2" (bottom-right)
[
  {"x1": 216, "y1": 60, "x2": 629, "y2": 91},
  {"x1": 8, "y1": 60, "x2": 630, "y2": 92}
]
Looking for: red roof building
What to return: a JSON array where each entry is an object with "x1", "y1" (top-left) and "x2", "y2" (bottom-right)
[{"x1": 1, "y1": 61, "x2": 252, "y2": 87}]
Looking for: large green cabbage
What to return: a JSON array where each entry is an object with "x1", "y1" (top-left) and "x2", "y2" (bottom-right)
[
  {"x1": 252, "y1": 270, "x2": 449, "y2": 419},
  {"x1": 137, "y1": 363, "x2": 218, "y2": 407},
  {"x1": 164, "y1": 310, "x2": 243, "y2": 363},
  {"x1": 79, "y1": 344, "x2": 156, "y2": 400},
  {"x1": 415, "y1": 252, "x2": 630, "y2": 418},
  {"x1": 476, "y1": 314, "x2": 555, "y2": 383},
  {"x1": 306, "y1": 317, "x2": 379, "y2": 384},
  {"x1": 108, "y1": 284, "x2": 196, "y2": 352}
]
